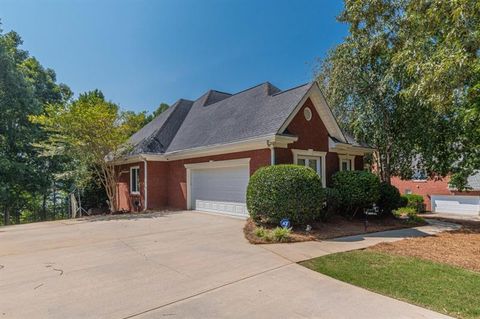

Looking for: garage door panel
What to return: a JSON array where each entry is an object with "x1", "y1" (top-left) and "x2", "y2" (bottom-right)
[
  {"x1": 195, "y1": 200, "x2": 247, "y2": 216},
  {"x1": 431, "y1": 195, "x2": 480, "y2": 216},
  {"x1": 191, "y1": 165, "x2": 249, "y2": 217}
]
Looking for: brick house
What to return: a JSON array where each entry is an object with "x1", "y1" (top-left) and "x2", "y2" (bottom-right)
[
  {"x1": 391, "y1": 173, "x2": 480, "y2": 216},
  {"x1": 114, "y1": 82, "x2": 372, "y2": 217}
]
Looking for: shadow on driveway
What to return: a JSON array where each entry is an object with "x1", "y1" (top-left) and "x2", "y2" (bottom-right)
[{"x1": 329, "y1": 228, "x2": 431, "y2": 242}]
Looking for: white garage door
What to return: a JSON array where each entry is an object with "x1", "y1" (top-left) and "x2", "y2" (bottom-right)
[
  {"x1": 190, "y1": 165, "x2": 249, "y2": 218},
  {"x1": 431, "y1": 195, "x2": 480, "y2": 216}
]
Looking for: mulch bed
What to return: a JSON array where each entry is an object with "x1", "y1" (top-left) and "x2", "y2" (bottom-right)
[
  {"x1": 369, "y1": 218, "x2": 480, "y2": 272},
  {"x1": 244, "y1": 215, "x2": 426, "y2": 244}
]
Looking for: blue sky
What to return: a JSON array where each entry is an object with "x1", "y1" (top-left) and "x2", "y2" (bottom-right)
[{"x1": 1, "y1": 0, "x2": 347, "y2": 113}]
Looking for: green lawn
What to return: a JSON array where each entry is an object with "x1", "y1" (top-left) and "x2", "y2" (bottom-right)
[{"x1": 300, "y1": 251, "x2": 480, "y2": 319}]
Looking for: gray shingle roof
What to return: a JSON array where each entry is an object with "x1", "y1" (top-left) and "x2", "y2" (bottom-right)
[
  {"x1": 167, "y1": 82, "x2": 310, "y2": 153},
  {"x1": 127, "y1": 81, "x2": 358, "y2": 156},
  {"x1": 129, "y1": 99, "x2": 193, "y2": 154}
]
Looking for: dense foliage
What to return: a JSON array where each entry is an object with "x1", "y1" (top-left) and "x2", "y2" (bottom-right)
[
  {"x1": 377, "y1": 182, "x2": 403, "y2": 215},
  {"x1": 0, "y1": 27, "x2": 72, "y2": 225},
  {"x1": 401, "y1": 194, "x2": 425, "y2": 213},
  {"x1": 323, "y1": 187, "x2": 341, "y2": 221},
  {"x1": 0, "y1": 22, "x2": 168, "y2": 224},
  {"x1": 246, "y1": 165, "x2": 325, "y2": 225},
  {"x1": 317, "y1": 0, "x2": 480, "y2": 188},
  {"x1": 331, "y1": 171, "x2": 380, "y2": 218},
  {"x1": 32, "y1": 90, "x2": 145, "y2": 212}
]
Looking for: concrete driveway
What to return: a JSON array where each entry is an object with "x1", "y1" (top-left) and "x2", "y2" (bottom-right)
[{"x1": 0, "y1": 211, "x2": 450, "y2": 319}]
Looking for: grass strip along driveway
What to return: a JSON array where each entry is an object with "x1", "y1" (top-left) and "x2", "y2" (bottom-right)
[{"x1": 301, "y1": 251, "x2": 480, "y2": 319}]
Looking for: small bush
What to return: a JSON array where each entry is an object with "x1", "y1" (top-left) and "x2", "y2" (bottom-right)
[
  {"x1": 247, "y1": 165, "x2": 325, "y2": 225},
  {"x1": 394, "y1": 207, "x2": 425, "y2": 224},
  {"x1": 253, "y1": 226, "x2": 291, "y2": 242},
  {"x1": 399, "y1": 196, "x2": 408, "y2": 208},
  {"x1": 393, "y1": 206, "x2": 416, "y2": 218},
  {"x1": 272, "y1": 227, "x2": 292, "y2": 242},
  {"x1": 254, "y1": 227, "x2": 267, "y2": 238},
  {"x1": 377, "y1": 182, "x2": 403, "y2": 215},
  {"x1": 401, "y1": 194, "x2": 425, "y2": 213},
  {"x1": 332, "y1": 171, "x2": 380, "y2": 218}
]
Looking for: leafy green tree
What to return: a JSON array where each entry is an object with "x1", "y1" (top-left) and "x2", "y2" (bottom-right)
[
  {"x1": 0, "y1": 27, "x2": 71, "y2": 224},
  {"x1": 392, "y1": 0, "x2": 480, "y2": 188},
  {"x1": 32, "y1": 90, "x2": 144, "y2": 212},
  {"x1": 0, "y1": 30, "x2": 37, "y2": 224},
  {"x1": 317, "y1": 0, "x2": 425, "y2": 183},
  {"x1": 153, "y1": 103, "x2": 169, "y2": 117},
  {"x1": 144, "y1": 102, "x2": 169, "y2": 124},
  {"x1": 318, "y1": 0, "x2": 480, "y2": 188},
  {"x1": 123, "y1": 110, "x2": 151, "y2": 135}
]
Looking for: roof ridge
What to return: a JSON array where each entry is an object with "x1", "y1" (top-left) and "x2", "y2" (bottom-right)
[
  {"x1": 211, "y1": 89, "x2": 232, "y2": 95},
  {"x1": 271, "y1": 82, "x2": 311, "y2": 96},
  {"x1": 228, "y1": 81, "x2": 273, "y2": 97},
  {"x1": 177, "y1": 98, "x2": 194, "y2": 103}
]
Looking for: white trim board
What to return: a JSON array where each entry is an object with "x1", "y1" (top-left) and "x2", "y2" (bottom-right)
[{"x1": 129, "y1": 166, "x2": 140, "y2": 195}]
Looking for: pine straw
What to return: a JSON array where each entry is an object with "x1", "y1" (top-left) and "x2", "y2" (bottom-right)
[
  {"x1": 244, "y1": 215, "x2": 425, "y2": 244},
  {"x1": 369, "y1": 219, "x2": 480, "y2": 272}
]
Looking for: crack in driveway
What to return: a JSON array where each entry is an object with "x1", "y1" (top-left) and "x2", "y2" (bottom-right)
[
  {"x1": 121, "y1": 262, "x2": 292, "y2": 319},
  {"x1": 119, "y1": 239, "x2": 191, "y2": 278}
]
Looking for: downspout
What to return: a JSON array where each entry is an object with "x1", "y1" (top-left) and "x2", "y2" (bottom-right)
[
  {"x1": 142, "y1": 157, "x2": 148, "y2": 211},
  {"x1": 267, "y1": 141, "x2": 275, "y2": 165}
]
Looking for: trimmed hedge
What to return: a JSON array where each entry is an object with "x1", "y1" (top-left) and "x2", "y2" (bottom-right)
[
  {"x1": 246, "y1": 165, "x2": 325, "y2": 225},
  {"x1": 401, "y1": 194, "x2": 425, "y2": 213},
  {"x1": 324, "y1": 187, "x2": 341, "y2": 221},
  {"x1": 377, "y1": 182, "x2": 403, "y2": 215},
  {"x1": 332, "y1": 171, "x2": 380, "y2": 218}
]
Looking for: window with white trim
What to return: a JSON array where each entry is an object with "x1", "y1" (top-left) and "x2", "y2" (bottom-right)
[
  {"x1": 130, "y1": 166, "x2": 140, "y2": 194},
  {"x1": 341, "y1": 159, "x2": 351, "y2": 171},
  {"x1": 292, "y1": 149, "x2": 327, "y2": 187},
  {"x1": 297, "y1": 155, "x2": 321, "y2": 175},
  {"x1": 339, "y1": 155, "x2": 355, "y2": 171}
]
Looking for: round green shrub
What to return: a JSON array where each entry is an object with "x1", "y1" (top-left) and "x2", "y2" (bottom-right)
[
  {"x1": 246, "y1": 165, "x2": 325, "y2": 225},
  {"x1": 377, "y1": 182, "x2": 403, "y2": 215},
  {"x1": 332, "y1": 170, "x2": 380, "y2": 218}
]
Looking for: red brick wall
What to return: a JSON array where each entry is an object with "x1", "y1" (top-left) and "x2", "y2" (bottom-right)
[
  {"x1": 166, "y1": 149, "x2": 271, "y2": 209},
  {"x1": 325, "y1": 153, "x2": 339, "y2": 186},
  {"x1": 391, "y1": 176, "x2": 479, "y2": 210},
  {"x1": 275, "y1": 98, "x2": 362, "y2": 187},
  {"x1": 146, "y1": 161, "x2": 169, "y2": 209},
  {"x1": 285, "y1": 98, "x2": 330, "y2": 152},
  {"x1": 116, "y1": 98, "x2": 367, "y2": 211},
  {"x1": 116, "y1": 162, "x2": 145, "y2": 212},
  {"x1": 354, "y1": 156, "x2": 364, "y2": 171}
]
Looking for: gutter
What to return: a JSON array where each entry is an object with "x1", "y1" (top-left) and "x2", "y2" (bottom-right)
[{"x1": 113, "y1": 134, "x2": 298, "y2": 164}]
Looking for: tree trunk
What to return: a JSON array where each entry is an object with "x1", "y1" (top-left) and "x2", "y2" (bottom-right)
[
  {"x1": 41, "y1": 193, "x2": 47, "y2": 221},
  {"x1": 52, "y1": 184, "x2": 57, "y2": 220},
  {"x1": 14, "y1": 209, "x2": 20, "y2": 224},
  {"x1": 3, "y1": 206, "x2": 9, "y2": 226}
]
